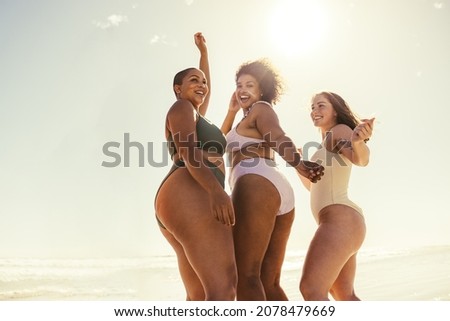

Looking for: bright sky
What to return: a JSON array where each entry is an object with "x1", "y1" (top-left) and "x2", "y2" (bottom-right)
[{"x1": 1, "y1": 0, "x2": 449, "y2": 258}]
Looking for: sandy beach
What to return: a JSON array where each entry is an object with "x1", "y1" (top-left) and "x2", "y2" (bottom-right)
[
  {"x1": 282, "y1": 245, "x2": 450, "y2": 301},
  {"x1": 1, "y1": 245, "x2": 449, "y2": 301},
  {"x1": 355, "y1": 246, "x2": 450, "y2": 301},
  {"x1": 145, "y1": 245, "x2": 450, "y2": 301}
]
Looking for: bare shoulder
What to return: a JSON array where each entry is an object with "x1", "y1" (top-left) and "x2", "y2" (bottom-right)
[
  {"x1": 167, "y1": 99, "x2": 197, "y2": 128},
  {"x1": 168, "y1": 99, "x2": 193, "y2": 112},
  {"x1": 253, "y1": 100, "x2": 272, "y2": 108},
  {"x1": 250, "y1": 101, "x2": 276, "y2": 118},
  {"x1": 168, "y1": 99, "x2": 195, "y2": 117},
  {"x1": 252, "y1": 101, "x2": 273, "y2": 110}
]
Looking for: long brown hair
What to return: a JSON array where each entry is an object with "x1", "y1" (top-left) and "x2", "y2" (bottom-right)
[{"x1": 315, "y1": 91, "x2": 360, "y2": 130}]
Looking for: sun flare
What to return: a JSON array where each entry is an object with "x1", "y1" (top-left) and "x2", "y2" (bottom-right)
[{"x1": 268, "y1": 0, "x2": 327, "y2": 56}]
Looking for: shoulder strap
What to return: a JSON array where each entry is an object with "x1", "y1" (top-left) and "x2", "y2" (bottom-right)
[{"x1": 252, "y1": 100, "x2": 272, "y2": 108}]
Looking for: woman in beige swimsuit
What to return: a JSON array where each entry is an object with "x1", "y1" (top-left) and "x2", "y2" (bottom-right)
[{"x1": 298, "y1": 92, "x2": 374, "y2": 301}]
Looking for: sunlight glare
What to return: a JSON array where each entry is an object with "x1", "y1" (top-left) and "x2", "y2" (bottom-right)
[{"x1": 269, "y1": 0, "x2": 327, "y2": 56}]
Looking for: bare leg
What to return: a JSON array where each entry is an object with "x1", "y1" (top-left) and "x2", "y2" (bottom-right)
[
  {"x1": 156, "y1": 168, "x2": 237, "y2": 301},
  {"x1": 176, "y1": 218, "x2": 237, "y2": 301},
  {"x1": 330, "y1": 254, "x2": 361, "y2": 300},
  {"x1": 300, "y1": 205, "x2": 365, "y2": 301},
  {"x1": 232, "y1": 174, "x2": 280, "y2": 300},
  {"x1": 160, "y1": 227, "x2": 204, "y2": 300},
  {"x1": 261, "y1": 210, "x2": 294, "y2": 301}
]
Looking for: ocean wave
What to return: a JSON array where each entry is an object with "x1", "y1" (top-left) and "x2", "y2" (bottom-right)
[
  {"x1": 0, "y1": 246, "x2": 442, "y2": 286},
  {"x1": 0, "y1": 248, "x2": 416, "y2": 282},
  {"x1": 1, "y1": 246, "x2": 448, "y2": 300},
  {"x1": 280, "y1": 247, "x2": 413, "y2": 271},
  {"x1": 0, "y1": 285, "x2": 136, "y2": 300},
  {"x1": 0, "y1": 256, "x2": 178, "y2": 283}
]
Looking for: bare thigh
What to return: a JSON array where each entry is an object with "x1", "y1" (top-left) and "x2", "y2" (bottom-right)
[
  {"x1": 262, "y1": 210, "x2": 295, "y2": 279},
  {"x1": 155, "y1": 168, "x2": 236, "y2": 300},
  {"x1": 261, "y1": 209, "x2": 295, "y2": 300},
  {"x1": 232, "y1": 174, "x2": 281, "y2": 272},
  {"x1": 159, "y1": 227, "x2": 204, "y2": 300},
  {"x1": 330, "y1": 253, "x2": 360, "y2": 300},
  {"x1": 301, "y1": 205, "x2": 365, "y2": 298}
]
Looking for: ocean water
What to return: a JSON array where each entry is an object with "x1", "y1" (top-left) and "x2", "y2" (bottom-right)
[
  {"x1": 1, "y1": 246, "x2": 448, "y2": 301},
  {"x1": 0, "y1": 256, "x2": 179, "y2": 300}
]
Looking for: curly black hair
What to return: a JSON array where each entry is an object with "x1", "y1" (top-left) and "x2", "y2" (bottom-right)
[{"x1": 235, "y1": 58, "x2": 285, "y2": 105}]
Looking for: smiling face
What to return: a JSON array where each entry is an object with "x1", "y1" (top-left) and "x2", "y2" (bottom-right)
[
  {"x1": 235, "y1": 74, "x2": 262, "y2": 109},
  {"x1": 310, "y1": 94, "x2": 338, "y2": 131},
  {"x1": 173, "y1": 68, "x2": 208, "y2": 108}
]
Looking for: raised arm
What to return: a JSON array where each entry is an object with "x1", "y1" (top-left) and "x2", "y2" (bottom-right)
[
  {"x1": 251, "y1": 103, "x2": 324, "y2": 182},
  {"x1": 194, "y1": 32, "x2": 211, "y2": 116}
]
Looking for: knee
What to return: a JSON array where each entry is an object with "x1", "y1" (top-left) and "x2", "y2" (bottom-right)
[
  {"x1": 205, "y1": 287, "x2": 236, "y2": 301},
  {"x1": 206, "y1": 270, "x2": 237, "y2": 301},
  {"x1": 261, "y1": 271, "x2": 281, "y2": 291},
  {"x1": 185, "y1": 278, "x2": 209, "y2": 301},
  {"x1": 239, "y1": 273, "x2": 261, "y2": 289},
  {"x1": 227, "y1": 272, "x2": 238, "y2": 299},
  {"x1": 299, "y1": 278, "x2": 314, "y2": 300},
  {"x1": 186, "y1": 287, "x2": 205, "y2": 301},
  {"x1": 299, "y1": 277, "x2": 329, "y2": 301},
  {"x1": 207, "y1": 281, "x2": 236, "y2": 301},
  {"x1": 330, "y1": 288, "x2": 360, "y2": 301}
]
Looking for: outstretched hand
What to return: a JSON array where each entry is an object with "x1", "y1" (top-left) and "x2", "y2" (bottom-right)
[
  {"x1": 194, "y1": 32, "x2": 207, "y2": 53},
  {"x1": 352, "y1": 117, "x2": 375, "y2": 143}
]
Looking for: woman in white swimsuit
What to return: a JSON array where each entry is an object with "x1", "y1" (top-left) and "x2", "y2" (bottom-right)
[
  {"x1": 297, "y1": 91, "x2": 374, "y2": 300},
  {"x1": 221, "y1": 59, "x2": 324, "y2": 300}
]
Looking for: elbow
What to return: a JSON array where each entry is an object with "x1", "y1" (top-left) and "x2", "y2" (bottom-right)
[
  {"x1": 221, "y1": 126, "x2": 230, "y2": 135},
  {"x1": 177, "y1": 146, "x2": 196, "y2": 164},
  {"x1": 361, "y1": 153, "x2": 371, "y2": 166},
  {"x1": 353, "y1": 149, "x2": 370, "y2": 167},
  {"x1": 356, "y1": 158, "x2": 369, "y2": 167}
]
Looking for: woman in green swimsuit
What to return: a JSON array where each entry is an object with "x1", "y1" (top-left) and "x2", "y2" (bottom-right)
[{"x1": 154, "y1": 33, "x2": 236, "y2": 300}]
